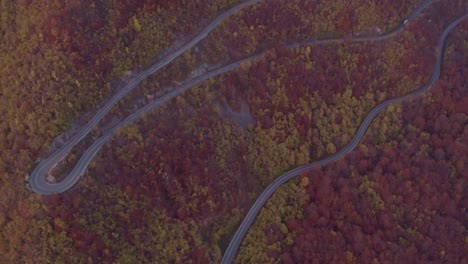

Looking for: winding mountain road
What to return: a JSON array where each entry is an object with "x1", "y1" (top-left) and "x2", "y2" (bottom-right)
[
  {"x1": 29, "y1": 0, "x2": 433, "y2": 194},
  {"x1": 29, "y1": 54, "x2": 264, "y2": 194},
  {"x1": 28, "y1": 0, "x2": 261, "y2": 194},
  {"x1": 27, "y1": 0, "x2": 466, "y2": 262},
  {"x1": 221, "y1": 13, "x2": 467, "y2": 264}
]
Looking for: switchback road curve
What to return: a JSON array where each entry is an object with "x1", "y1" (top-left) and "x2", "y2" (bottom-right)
[
  {"x1": 29, "y1": 0, "x2": 262, "y2": 194},
  {"x1": 30, "y1": 0, "x2": 434, "y2": 194},
  {"x1": 26, "y1": 0, "x2": 463, "y2": 261},
  {"x1": 221, "y1": 13, "x2": 468, "y2": 264}
]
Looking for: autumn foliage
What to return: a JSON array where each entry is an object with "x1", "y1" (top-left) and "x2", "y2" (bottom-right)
[{"x1": 0, "y1": 0, "x2": 466, "y2": 263}]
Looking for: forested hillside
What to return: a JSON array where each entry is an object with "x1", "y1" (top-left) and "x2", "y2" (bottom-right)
[
  {"x1": 0, "y1": 0, "x2": 465, "y2": 263},
  {"x1": 236, "y1": 21, "x2": 467, "y2": 263}
]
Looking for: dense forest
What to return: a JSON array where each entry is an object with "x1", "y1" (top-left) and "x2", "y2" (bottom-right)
[
  {"x1": 236, "y1": 21, "x2": 467, "y2": 263},
  {"x1": 0, "y1": 0, "x2": 466, "y2": 263}
]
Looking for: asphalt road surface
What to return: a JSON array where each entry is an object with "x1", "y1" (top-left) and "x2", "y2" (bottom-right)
[
  {"x1": 29, "y1": 0, "x2": 261, "y2": 194},
  {"x1": 29, "y1": 0, "x2": 433, "y2": 194},
  {"x1": 221, "y1": 12, "x2": 468, "y2": 264},
  {"x1": 27, "y1": 0, "x2": 465, "y2": 261}
]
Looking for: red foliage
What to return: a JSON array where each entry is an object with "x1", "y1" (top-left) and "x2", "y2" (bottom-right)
[{"x1": 279, "y1": 19, "x2": 466, "y2": 262}]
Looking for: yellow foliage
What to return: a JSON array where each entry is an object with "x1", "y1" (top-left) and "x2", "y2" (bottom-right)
[
  {"x1": 132, "y1": 16, "x2": 142, "y2": 32},
  {"x1": 358, "y1": 176, "x2": 385, "y2": 213},
  {"x1": 237, "y1": 180, "x2": 309, "y2": 263},
  {"x1": 300, "y1": 176, "x2": 310, "y2": 187},
  {"x1": 53, "y1": 218, "x2": 66, "y2": 230}
]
